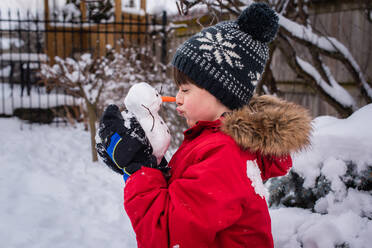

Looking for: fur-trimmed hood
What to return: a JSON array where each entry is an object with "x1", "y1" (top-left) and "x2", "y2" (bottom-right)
[{"x1": 221, "y1": 95, "x2": 312, "y2": 156}]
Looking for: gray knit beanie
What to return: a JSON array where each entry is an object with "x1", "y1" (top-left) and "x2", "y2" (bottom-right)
[{"x1": 171, "y1": 2, "x2": 279, "y2": 110}]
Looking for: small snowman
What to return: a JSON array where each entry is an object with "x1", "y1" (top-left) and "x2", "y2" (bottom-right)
[{"x1": 123, "y1": 82, "x2": 174, "y2": 165}]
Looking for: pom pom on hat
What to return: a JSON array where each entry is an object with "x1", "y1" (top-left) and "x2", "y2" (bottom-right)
[{"x1": 237, "y1": 2, "x2": 279, "y2": 43}]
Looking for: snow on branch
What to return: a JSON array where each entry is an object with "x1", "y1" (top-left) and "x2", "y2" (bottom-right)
[
  {"x1": 296, "y1": 56, "x2": 357, "y2": 110},
  {"x1": 41, "y1": 53, "x2": 109, "y2": 105},
  {"x1": 279, "y1": 14, "x2": 338, "y2": 52}
]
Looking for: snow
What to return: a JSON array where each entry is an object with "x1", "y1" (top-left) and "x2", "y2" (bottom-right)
[
  {"x1": 0, "y1": 53, "x2": 48, "y2": 62},
  {"x1": 147, "y1": 0, "x2": 178, "y2": 15},
  {"x1": 0, "y1": 83, "x2": 79, "y2": 115},
  {"x1": 320, "y1": 157, "x2": 347, "y2": 193},
  {"x1": 293, "y1": 103, "x2": 372, "y2": 188},
  {"x1": 271, "y1": 207, "x2": 372, "y2": 248},
  {"x1": 42, "y1": 53, "x2": 113, "y2": 105},
  {"x1": 0, "y1": 0, "x2": 44, "y2": 15},
  {"x1": 0, "y1": 65, "x2": 11, "y2": 77},
  {"x1": 246, "y1": 160, "x2": 268, "y2": 199},
  {"x1": 326, "y1": 37, "x2": 372, "y2": 99},
  {"x1": 279, "y1": 14, "x2": 328, "y2": 49},
  {"x1": 315, "y1": 188, "x2": 372, "y2": 218},
  {"x1": 0, "y1": 37, "x2": 24, "y2": 50},
  {"x1": 296, "y1": 56, "x2": 357, "y2": 110},
  {"x1": 61, "y1": 2, "x2": 80, "y2": 21},
  {"x1": 0, "y1": 104, "x2": 371, "y2": 247},
  {"x1": 278, "y1": 0, "x2": 290, "y2": 15},
  {"x1": 0, "y1": 118, "x2": 137, "y2": 248},
  {"x1": 122, "y1": 7, "x2": 145, "y2": 16}
]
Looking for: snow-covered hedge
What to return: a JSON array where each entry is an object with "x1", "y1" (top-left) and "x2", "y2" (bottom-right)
[{"x1": 269, "y1": 104, "x2": 372, "y2": 247}]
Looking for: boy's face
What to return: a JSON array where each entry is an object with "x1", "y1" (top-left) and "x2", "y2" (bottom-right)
[{"x1": 176, "y1": 82, "x2": 226, "y2": 128}]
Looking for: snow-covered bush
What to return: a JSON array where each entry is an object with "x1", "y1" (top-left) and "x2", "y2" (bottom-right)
[
  {"x1": 269, "y1": 161, "x2": 371, "y2": 211},
  {"x1": 41, "y1": 48, "x2": 121, "y2": 161},
  {"x1": 268, "y1": 104, "x2": 372, "y2": 247},
  {"x1": 269, "y1": 105, "x2": 372, "y2": 212}
]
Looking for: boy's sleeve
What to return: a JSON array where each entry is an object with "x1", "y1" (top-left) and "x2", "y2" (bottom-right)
[
  {"x1": 255, "y1": 152, "x2": 292, "y2": 181},
  {"x1": 124, "y1": 144, "x2": 248, "y2": 248}
]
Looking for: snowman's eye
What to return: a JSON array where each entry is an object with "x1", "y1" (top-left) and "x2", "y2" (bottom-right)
[{"x1": 156, "y1": 93, "x2": 159, "y2": 97}]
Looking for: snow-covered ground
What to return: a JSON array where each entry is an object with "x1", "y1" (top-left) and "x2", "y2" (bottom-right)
[
  {"x1": 0, "y1": 119, "x2": 137, "y2": 247},
  {"x1": 0, "y1": 104, "x2": 371, "y2": 247}
]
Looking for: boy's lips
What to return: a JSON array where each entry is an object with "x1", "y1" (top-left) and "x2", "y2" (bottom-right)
[{"x1": 176, "y1": 108, "x2": 184, "y2": 116}]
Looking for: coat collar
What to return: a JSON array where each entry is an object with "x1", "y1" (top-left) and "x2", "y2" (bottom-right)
[{"x1": 220, "y1": 95, "x2": 313, "y2": 156}]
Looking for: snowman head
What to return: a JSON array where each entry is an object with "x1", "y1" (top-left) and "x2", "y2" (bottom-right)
[{"x1": 124, "y1": 82, "x2": 162, "y2": 118}]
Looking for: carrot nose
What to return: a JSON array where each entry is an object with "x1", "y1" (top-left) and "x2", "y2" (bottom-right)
[{"x1": 161, "y1": 96, "x2": 176, "y2": 102}]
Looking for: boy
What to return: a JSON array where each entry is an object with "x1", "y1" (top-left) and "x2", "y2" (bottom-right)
[{"x1": 97, "y1": 2, "x2": 312, "y2": 247}]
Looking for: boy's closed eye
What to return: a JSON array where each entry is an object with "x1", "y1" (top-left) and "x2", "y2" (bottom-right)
[{"x1": 179, "y1": 86, "x2": 190, "y2": 93}]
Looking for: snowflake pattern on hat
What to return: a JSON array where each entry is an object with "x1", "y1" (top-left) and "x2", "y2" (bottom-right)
[
  {"x1": 248, "y1": 71, "x2": 261, "y2": 86},
  {"x1": 197, "y1": 31, "x2": 243, "y2": 69}
]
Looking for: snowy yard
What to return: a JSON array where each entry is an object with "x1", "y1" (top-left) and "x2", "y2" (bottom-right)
[
  {"x1": 0, "y1": 104, "x2": 371, "y2": 248},
  {"x1": 0, "y1": 119, "x2": 137, "y2": 247},
  {"x1": 1, "y1": 0, "x2": 371, "y2": 246}
]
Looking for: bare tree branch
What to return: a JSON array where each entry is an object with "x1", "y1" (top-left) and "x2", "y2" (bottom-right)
[{"x1": 258, "y1": 42, "x2": 279, "y2": 95}]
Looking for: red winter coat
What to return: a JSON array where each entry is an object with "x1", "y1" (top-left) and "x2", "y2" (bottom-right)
[{"x1": 124, "y1": 95, "x2": 312, "y2": 248}]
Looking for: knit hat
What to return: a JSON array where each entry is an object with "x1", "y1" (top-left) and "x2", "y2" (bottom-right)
[{"x1": 171, "y1": 2, "x2": 279, "y2": 110}]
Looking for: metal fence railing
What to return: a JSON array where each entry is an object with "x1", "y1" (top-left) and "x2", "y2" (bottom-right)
[{"x1": 0, "y1": 9, "x2": 168, "y2": 124}]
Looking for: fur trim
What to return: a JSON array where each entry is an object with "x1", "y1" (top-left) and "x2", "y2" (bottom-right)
[{"x1": 221, "y1": 95, "x2": 312, "y2": 156}]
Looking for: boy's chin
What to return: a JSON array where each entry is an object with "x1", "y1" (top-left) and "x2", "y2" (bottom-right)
[{"x1": 186, "y1": 119, "x2": 196, "y2": 128}]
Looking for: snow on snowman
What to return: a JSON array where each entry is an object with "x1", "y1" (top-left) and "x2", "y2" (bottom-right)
[{"x1": 123, "y1": 82, "x2": 174, "y2": 165}]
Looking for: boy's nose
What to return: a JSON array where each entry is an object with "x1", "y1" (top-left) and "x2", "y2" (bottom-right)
[{"x1": 176, "y1": 92, "x2": 182, "y2": 106}]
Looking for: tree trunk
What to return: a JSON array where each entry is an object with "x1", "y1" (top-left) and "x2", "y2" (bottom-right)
[
  {"x1": 86, "y1": 102, "x2": 98, "y2": 162},
  {"x1": 259, "y1": 42, "x2": 278, "y2": 95}
]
